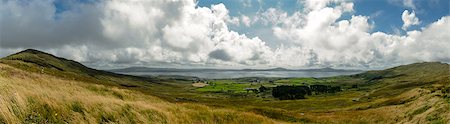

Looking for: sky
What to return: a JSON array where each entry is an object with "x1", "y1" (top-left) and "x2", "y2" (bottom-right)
[{"x1": 0, "y1": 0, "x2": 449, "y2": 69}]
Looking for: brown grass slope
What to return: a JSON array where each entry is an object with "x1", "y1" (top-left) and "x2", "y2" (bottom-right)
[
  {"x1": 352, "y1": 62, "x2": 450, "y2": 100},
  {"x1": 0, "y1": 49, "x2": 195, "y2": 102},
  {"x1": 0, "y1": 63, "x2": 278, "y2": 124},
  {"x1": 325, "y1": 62, "x2": 450, "y2": 123}
]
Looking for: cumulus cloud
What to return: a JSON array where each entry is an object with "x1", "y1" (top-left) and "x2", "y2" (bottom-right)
[
  {"x1": 259, "y1": 0, "x2": 449, "y2": 68},
  {"x1": 0, "y1": 0, "x2": 104, "y2": 48},
  {"x1": 266, "y1": 1, "x2": 377, "y2": 67},
  {"x1": 401, "y1": 10, "x2": 420, "y2": 30},
  {"x1": 0, "y1": 0, "x2": 272, "y2": 68},
  {"x1": 0, "y1": 0, "x2": 449, "y2": 69},
  {"x1": 399, "y1": 17, "x2": 450, "y2": 62}
]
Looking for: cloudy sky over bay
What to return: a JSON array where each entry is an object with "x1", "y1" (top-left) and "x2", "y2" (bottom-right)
[{"x1": 1, "y1": 0, "x2": 449, "y2": 69}]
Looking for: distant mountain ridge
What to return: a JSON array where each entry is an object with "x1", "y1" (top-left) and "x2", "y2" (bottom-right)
[{"x1": 108, "y1": 66, "x2": 362, "y2": 73}]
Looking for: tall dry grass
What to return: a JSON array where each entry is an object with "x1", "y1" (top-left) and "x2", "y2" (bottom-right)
[
  {"x1": 0, "y1": 64, "x2": 278, "y2": 124},
  {"x1": 294, "y1": 87, "x2": 450, "y2": 123},
  {"x1": 1, "y1": 61, "x2": 448, "y2": 124}
]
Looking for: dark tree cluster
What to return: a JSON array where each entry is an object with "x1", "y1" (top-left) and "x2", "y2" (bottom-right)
[
  {"x1": 310, "y1": 85, "x2": 341, "y2": 94},
  {"x1": 259, "y1": 85, "x2": 268, "y2": 92},
  {"x1": 272, "y1": 86, "x2": 312, "y2": 100},
  {"x1": 272, "y1": 85, "x2": 342, "y2": 100}
]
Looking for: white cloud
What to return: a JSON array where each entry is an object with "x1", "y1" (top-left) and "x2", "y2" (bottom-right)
[
  {"x1": 258, "y1": 8, "x2": 289, "y2": 25},
  {"x1": 299, "y1": 0, "x2": 352, "y2": 11},
  {"x1": 402, "y1": 0, "x2": 416, "y2": 9},
  {"x1": 259, "y1": 1, "x2": 450, "y2": 68},
  {"x1": 399, "y1": 17, "x2": 450, "y2": 62},
  {"x1": 0, "y1": 0, "x2": 449, "y2": 69},
  {"x1": 401, "y1": 10, "x2": 420, "y2": 30},
  {"x1": 241, "y1": 15, "x2": 251, "y2": 27},
  {"x1": 0, "y1": 0, "x2": 273, "y2": 68}
]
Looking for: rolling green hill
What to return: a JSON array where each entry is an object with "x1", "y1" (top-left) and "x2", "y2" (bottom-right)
[
  {"x1": 1, "y1": 49, "x2": 157, "y2": 86},
  {"x1": 0, "y1": 49, "x2": 449, "y2": 123},
  {"x1": 352, "y1": 62, "x2": 450, "y2": 100}
]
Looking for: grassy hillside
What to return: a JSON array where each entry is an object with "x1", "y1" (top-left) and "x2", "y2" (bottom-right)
[
  {"x1": 0, "y1": 49, "x2": 164, "y2": 87},
  {"x1": 0, "y1": 63, "x2": 277, "y2": 123},
  {"x1": 0, "y1": 49, "x2": 197, "y2": 102},
  {"x1": 0, "y1": 49, "x2": 449, "y2": 123},
  {"x1": 352, "y1": 62, "x2": 450, "y2": 100}
]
